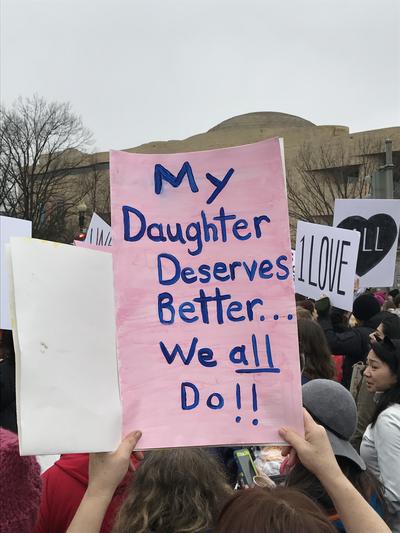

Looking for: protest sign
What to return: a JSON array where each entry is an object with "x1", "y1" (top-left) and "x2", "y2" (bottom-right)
[
  {"x1": 334, "y1": 199, "x2": 400, "y2": 287},
  {"x1": 85, "y1": 212, "x2": 112, "y2": 246},
  {"x1": 74, "y1": 240, "x2": 112, "y2": 252},
  {"x1": 8, "y1": 237, "x2": 121, "y2": 455},
  {"x1": 110, "y1": 137, "x2": 303, "y2": 449},
  {"x1": 295, "y1": 221, "x2": 360, "y2": 311},
  {"x1": 0, "y1": 216, "x2": 32, "y2": 330}
]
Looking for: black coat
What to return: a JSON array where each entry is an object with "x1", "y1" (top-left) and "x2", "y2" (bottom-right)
[
  {"x1": 0, "y1": 353, "x2": 17, "y2": 433},
  {"x1": 319, "y1": 312, "x2": 389, "y2": 389}
]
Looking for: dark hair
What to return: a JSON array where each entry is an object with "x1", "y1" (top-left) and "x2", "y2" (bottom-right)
[
  {"x1": 330, "y1": 307, "x2": 350, "y2": 333},
  {"x1": 298, "y1": 299, "x2": 316, "y2": 315},
  {"x1": 286, "y1": 457, "x2": 386, "y2": 516},
  {"x1": 381, "y1": 314, "x2": 400, "y2": 339},
  {"x1": 296, "y1": 306, "x2": 312, "y2": 321},
  {"x1": 0, "y1": 330, "x2": 15, "y2": 362},
  {"x1": 297, "y1": 319, "x2": 336, "y2": 380},
  {"x1": 369, "y1": 338, "x2": 400, "y2": 427},
  {"x1": 113, "y1": 448, "x2": 231, "y2": 533},
  {"x1": 394, "y1": 294, "x2": 400, "y2": 308},
  {"x1": 215, "y1": 486, "x2": 335, "y2": 532},
  {"x1": 382, "y1": 300, "x2": 396, "y2": 312},
  {"x1": 389, "y1": 289, "x2": 400, "y2": 299}
]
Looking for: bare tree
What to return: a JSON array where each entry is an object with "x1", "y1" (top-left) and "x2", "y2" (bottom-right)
[
  {"x1": 82, "y1": 156, "x2": 111, "y2": 225},
  {"x1": 0, "y1": 95, "x2": 93, "y2": 241},
  {"x1": 287, "y1": 136, "x2": 384, "y2": 228}
]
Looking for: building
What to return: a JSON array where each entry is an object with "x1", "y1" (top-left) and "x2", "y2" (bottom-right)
[{"x1": 69, "y1": 112, "x2": 400, "y2": 240}]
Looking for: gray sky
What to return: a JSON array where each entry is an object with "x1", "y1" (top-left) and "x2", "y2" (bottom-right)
[{"x1": 1, "y1": 0, "x2": 399, "y2": 152}]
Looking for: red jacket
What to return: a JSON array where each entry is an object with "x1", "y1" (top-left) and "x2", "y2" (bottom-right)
[{"x1": 34, "y1": 453, "x2": 137, "y2": 533}]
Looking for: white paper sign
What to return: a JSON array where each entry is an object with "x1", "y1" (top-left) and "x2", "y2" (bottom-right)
[
  {"x1": 85, "y1": 213, "x2": 112, "y2": 246},
  {"x1": 0, "y1": 216, "x2": 32, "y2": 329},
  {"x1": 8, "y1": 237, "x2": 121, "y2": 455},
  {"x1": 334, "y1": 199, "x2": 400, "y2": 287},
  {"x1": 295, "y1": 221, "x2": 360, "y2": 311}
]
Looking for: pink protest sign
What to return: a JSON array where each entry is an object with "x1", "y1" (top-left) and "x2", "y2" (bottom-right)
[{"x1": 110, "y1": 138, "x2": 303, "y2": 449}]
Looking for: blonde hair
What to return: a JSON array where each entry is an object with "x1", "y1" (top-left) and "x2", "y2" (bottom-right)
[{"x1": 113, "y1": 447, "x2": 232, "y2": 533}]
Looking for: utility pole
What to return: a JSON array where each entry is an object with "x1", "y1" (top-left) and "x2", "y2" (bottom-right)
[{"x1": 371, "y1": 139, "x2": 394, "y2": 198}]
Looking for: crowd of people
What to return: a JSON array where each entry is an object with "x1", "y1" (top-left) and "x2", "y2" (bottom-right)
[{"x1": 1, "y1": 287, "x2": 400, "y2": 532}]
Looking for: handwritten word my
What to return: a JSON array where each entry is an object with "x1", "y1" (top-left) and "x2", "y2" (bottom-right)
[{"x1": 154, "y1": 161, "x2": 234, "y2": 205}]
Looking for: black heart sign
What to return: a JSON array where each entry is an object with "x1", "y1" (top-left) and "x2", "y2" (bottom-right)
[{"x1": 337, "y1": 214, "x2": 398, "y2": 276}]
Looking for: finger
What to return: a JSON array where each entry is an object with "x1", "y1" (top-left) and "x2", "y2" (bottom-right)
[
  {"x1": 281, "y1": 446, "x2": 291, "y2": 457},
  {"x1": 303, "y1": 408, "x2": 317, "y2": 431},
  {"x1": 118, "y1": 430, "x2": 142, "y2": 459},
  {"x1": 285, "y1": 447, "x2": 299, "y2": 469},
  {"x1": 278, "y1": 425, "x2": 304, "y2": 450},
  {"x1": 134, "y1": 451, "x2": 145, "y2": 461}
]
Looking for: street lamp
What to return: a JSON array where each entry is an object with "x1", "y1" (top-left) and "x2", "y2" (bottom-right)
[{"x1": 77, "y1": 201, "x2": 87, "y2": 231}]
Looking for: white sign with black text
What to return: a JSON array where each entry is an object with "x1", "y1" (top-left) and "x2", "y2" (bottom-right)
[
  {"x1": 334, "y1": 199, "x2": 400, "y2": 288},
  {"x1": 295, "y1": 221, "x2": 360, "y2": 311},
  {"x1": 85, "y1": 213, "x2": 112, "y2": 246}
]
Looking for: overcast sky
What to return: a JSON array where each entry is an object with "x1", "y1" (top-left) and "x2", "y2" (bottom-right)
[{"x1": 1, "y1": 0, "x2": 399, "y2": 152}]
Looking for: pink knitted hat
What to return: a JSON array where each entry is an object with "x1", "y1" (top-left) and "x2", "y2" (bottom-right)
[{"x1": 0, "y1": 428, "x2": 42, "y2": 533}]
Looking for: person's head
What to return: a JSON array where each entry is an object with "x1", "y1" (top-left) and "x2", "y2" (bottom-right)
[
  {"x1": 301, "y1": 379, "x2": 365, "y2": 470},
  {"x1": 369, "y1": 313, "x2": 400, "y2": 343},
  {"x1": 394, "y1": 294, "x2": 400, "y2": 309},
  {"x1": 113, "y1": 447, "x2": 232, "y2": 533},
  {"x1": 0, "y1": 428, "x2": 42, "y2": 533},
  {"x1": 388, "y1": 288, "x2": 399, "y2": 301},
  {"x1": 352, "y1": 294, "x2": 380, "y2": 325},
  {"x1": 296, "y1": 306, "x2": 312, "y2": 321},
  {"x1": 297, "y1": 319, "x2": 336, "y2": 380},
  {"x1": 298, "y1": 299, "x2": 317, "y2": 319},
  {"x1": 330, "y1": 307, "x2": 350, "y2": 333},
  {"x1": 215, "y1": 486, "x2": 335, "y2": 533},
  {"x1": 286, "y1": 380, "x2": 384, "y2": 513},
  {"x1": 373, "y1": 291, "x2": 385, "y2": 308},
  {"x1": 382, "y1": 300, "x2": 396, "y2": 312},
  {"x1": 364, "y1": 337, "x2": 400, "y2": 426}
]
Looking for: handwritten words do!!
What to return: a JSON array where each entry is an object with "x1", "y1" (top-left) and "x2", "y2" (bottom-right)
[{"x1": 110, "y1": 138, "x2": 303, "y2": 449}]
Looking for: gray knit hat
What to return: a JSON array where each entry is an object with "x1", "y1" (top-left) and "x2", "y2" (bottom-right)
[{"x1": 302, "y1": 379, "x2": 366, "y2": 470}]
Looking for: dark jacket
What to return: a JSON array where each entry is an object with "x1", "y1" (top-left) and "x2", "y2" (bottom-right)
[
  {"x1": 319, "y1": 312, "x2": 389, "y2": 389},
  {"x1": 0, "y1": 353, "x2": 17, "y2": 433}
]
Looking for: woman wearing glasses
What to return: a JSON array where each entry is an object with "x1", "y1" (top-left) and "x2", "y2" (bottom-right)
[{"x1": 361, "y1": 337, "x2": 400, "y2": 532}]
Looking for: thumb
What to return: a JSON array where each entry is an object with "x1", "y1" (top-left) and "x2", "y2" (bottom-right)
[
  {"x1": 279, "y1": 426, "x2": 305, "y2": 452},
  {"x1": 118, "y1": 430, "x2": 142, "y2": 458}
]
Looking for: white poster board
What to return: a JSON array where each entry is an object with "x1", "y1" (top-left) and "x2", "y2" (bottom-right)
[
  {"x1": 85, "y1": 213, "x2": 112, "y2": 246},
  {"x1": 8, "y1": 237, "x2": 121, "y2": 455},
  {"x1": 295, "y1": 221, "x2": 360, "y2": 311},
  {"x1": 334, "y1": 199, "x2": 400, "y2": 287},
  {"x1": 0, "y1": 216, "x2": 32, "y2": 329}
]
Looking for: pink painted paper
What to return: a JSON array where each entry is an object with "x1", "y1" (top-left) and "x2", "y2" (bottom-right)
[{"x1": 110, "y1": 138, "x2": 303, "y2": 449}]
